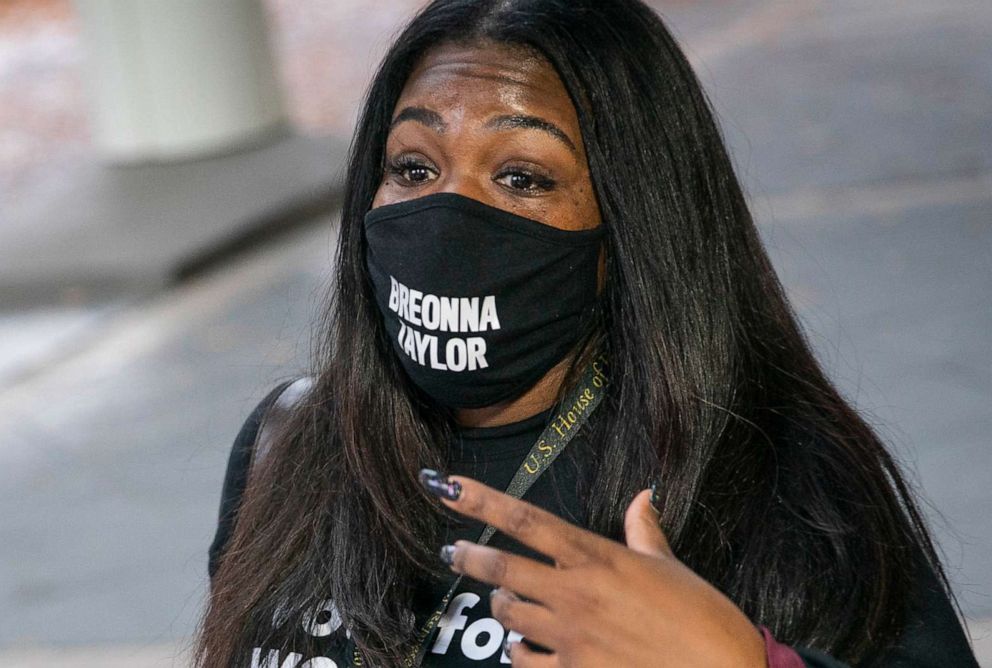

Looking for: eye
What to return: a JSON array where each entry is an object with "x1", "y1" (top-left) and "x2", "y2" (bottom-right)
[
  {"x1": 386, "y1": 155, "x2": 437, "y2": 186},
  {"x1": 493, "y1": 166, "x2": 557, "y2": 195}
]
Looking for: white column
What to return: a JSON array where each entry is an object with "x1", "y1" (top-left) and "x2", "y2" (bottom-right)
[{"x1": 74, "y1": 0, "x2": 285, "y2": 163}]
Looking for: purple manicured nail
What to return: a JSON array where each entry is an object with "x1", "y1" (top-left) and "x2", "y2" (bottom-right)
[
  {"x1": 419, "y1": 468, "x2": 462, "y2": 500},
  {"x1": 649, "y1": 476, "x2": 661, "y2": 513},
  {"x1": 503, "y1": 635, "x2": 515, "y2": 658},
  {"x1": 439, "y1": 544, "x2": 456, "y2": 565}
]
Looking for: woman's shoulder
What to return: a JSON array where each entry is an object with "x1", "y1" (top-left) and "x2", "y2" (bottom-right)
[
  {"x1": 251, "y1": 376, "x2": 315, "y2": 466},
  {"x1": 207, "y1": 377, "x2": 314, "y2": 579},
  {"x1": 225, "y1": 376, "x2": 315, "y2": 486},
  {"x1": 764, "y1": 416, "x2": 978, "y2": 665}
]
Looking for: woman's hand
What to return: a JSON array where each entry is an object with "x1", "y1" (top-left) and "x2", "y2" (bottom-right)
[{"x1": 428, "y1": 473, "x2": 768, "y2": 668}]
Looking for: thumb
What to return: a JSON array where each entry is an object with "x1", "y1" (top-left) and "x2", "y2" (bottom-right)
[{"x1": 624, "y1": 488, "x2": 672, "y2": 558}]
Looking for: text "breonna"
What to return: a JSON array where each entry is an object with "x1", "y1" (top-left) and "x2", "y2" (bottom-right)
[{"x1": 388, "y1": 275, "x2": 501, "y2": 372}]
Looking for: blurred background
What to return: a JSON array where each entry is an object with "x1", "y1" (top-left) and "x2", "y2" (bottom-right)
[{"x1": 0, "y1": 0, "x2": 989, "y2": 665}]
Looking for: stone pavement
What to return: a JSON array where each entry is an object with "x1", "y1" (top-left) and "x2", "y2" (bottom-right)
[
  {"x1": 0, "y1": 218, "x2": 337, "y2": 657},
  {"x1": 0, "y1": 644, "x2": 187, "y2": 668},
  {"x1": 0, "y1": 0, "x2": 990, "y2": 665}
]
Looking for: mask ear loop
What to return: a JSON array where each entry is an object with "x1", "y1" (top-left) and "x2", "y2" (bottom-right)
[{"x1": 553, "y1": 285, "x2": 605, "y2": 399}]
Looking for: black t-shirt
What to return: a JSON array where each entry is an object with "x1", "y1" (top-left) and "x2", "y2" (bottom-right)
[
  {"x1": 419, "y1": 406, "x2": 593, "y2": 666},
  {"x1": 208, "y1": 384, "x2": 979, "y2": 667}
]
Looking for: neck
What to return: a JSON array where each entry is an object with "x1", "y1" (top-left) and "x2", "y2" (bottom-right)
[{"x1": 454, "y1": 355, "x2": 572, "y2": 428}]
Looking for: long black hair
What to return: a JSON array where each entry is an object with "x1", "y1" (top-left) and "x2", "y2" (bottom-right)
[{"x1": 196, "y1": 1, "x2": 949, "y2": 665}]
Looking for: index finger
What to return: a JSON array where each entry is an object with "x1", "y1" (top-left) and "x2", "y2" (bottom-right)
[{"x1": 420, "y1": 469, "x2": 614, "y2": 566}]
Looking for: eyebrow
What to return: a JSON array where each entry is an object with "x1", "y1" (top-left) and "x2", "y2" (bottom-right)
[
  {"x1": 389, "y1": 106, "x2": 577, "y2": 154},
  {"x1": 390, "y1": 106, "x2": 446, "y2": 133}
]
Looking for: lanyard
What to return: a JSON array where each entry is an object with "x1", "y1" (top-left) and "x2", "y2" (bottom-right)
[{"x1": 350, "y1": 352, "x2": 608, "y2": 668}]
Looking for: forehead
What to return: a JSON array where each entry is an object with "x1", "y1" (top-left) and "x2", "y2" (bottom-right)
[{"x1": 395, "y1": 41, "x2": 579, "y2": 126}]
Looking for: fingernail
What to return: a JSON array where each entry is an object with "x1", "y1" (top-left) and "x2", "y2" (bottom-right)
[
  {"x1": 439, "y1": 544, "x2": 456, "y2": 565},
  {"x1": 491, "y1": 587, "x2": 519, "y2": 602},
  {"x1": 419, "y1": 468, "x2": 462, "y2": 500},
  {"x1": 649, "y1": 477, "x2": 661, "y2": 513},
  {"x1": 503, "y1": 636, "x2": 515, "y2": 658}
]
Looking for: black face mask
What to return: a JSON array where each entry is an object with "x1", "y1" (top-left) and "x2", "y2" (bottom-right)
[{"x1": 364, "y1": 192, "x2": 605, "y2": 409}]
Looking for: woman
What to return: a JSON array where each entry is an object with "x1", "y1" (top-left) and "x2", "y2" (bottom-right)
[{"x1": 196, "y1": 1, "x2": 978, "y2": 666}]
